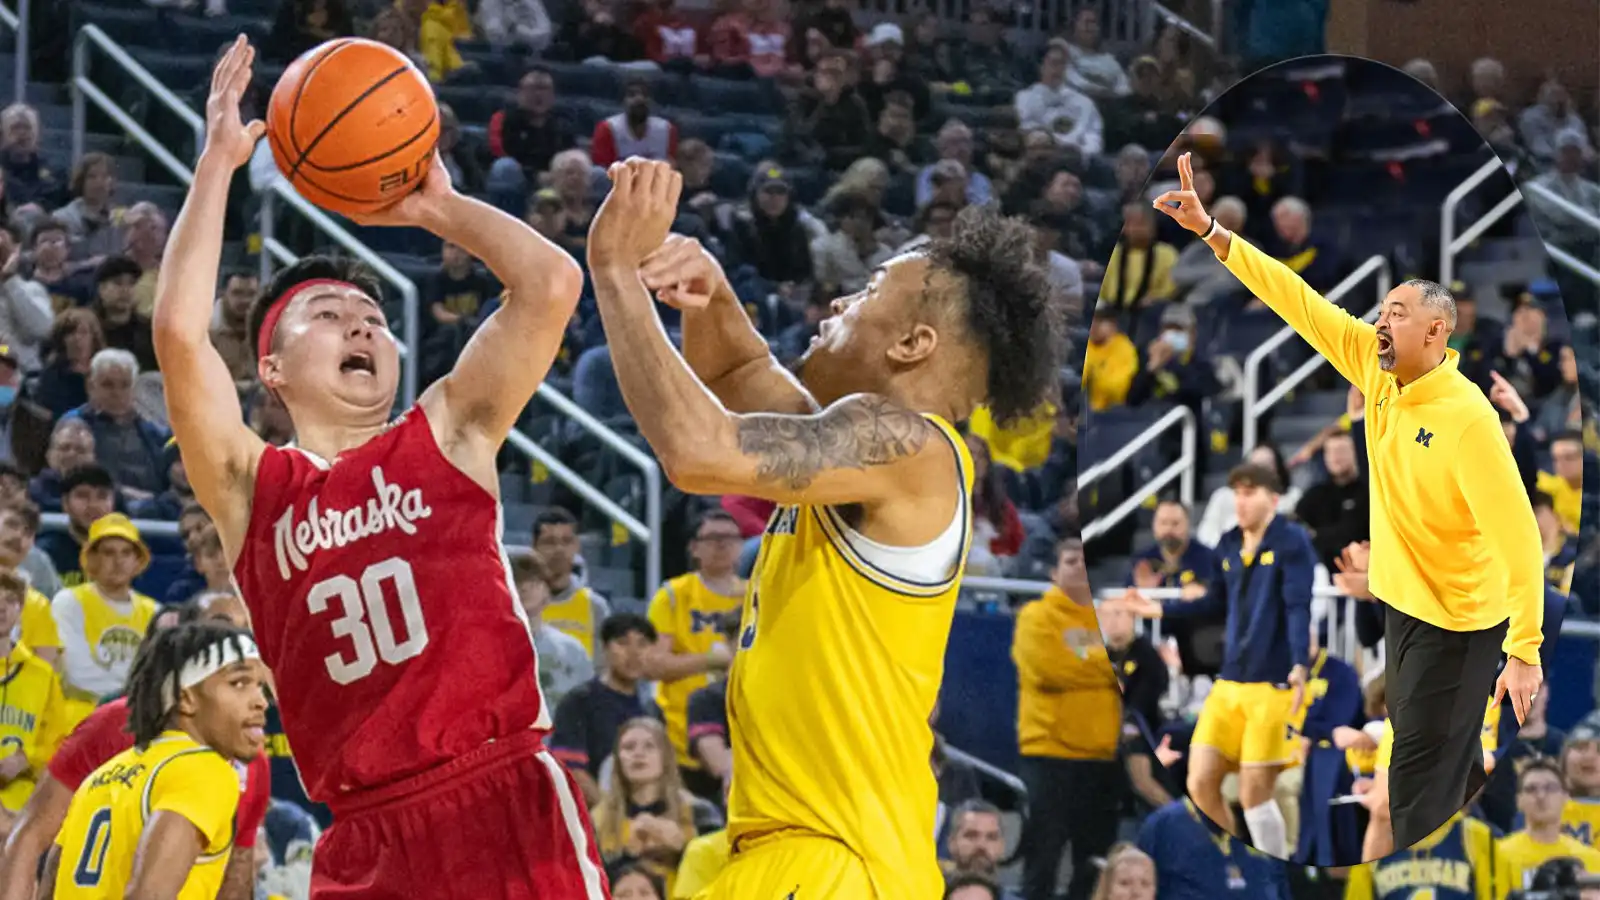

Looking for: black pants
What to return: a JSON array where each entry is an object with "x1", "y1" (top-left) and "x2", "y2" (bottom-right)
[
  {"x1": 1018, "y1": 756, "x2": 1121, "y2": 900},
  {"x1": 1384, "y1": 604, "x2": 1506, "y2": 850}
]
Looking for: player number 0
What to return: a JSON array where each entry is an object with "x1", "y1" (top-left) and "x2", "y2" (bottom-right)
[
  {"x1": 306, "y1": 557, "x2": 429, "y2": 685},
  {"x1": 73, "y1": 807, "x2": 113, "y2": 887}
]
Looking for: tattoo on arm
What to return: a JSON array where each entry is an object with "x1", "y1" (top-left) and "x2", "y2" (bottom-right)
[{"x1": 735, "y1": 396, "x2": 932, "y2": 490}]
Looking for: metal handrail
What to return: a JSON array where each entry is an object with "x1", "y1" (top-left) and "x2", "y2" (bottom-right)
[
  {"x1": 2, "y1": 0, "x2": 26, "y2": 107},
  {"x1": 69, "y1": 24, "x2": 423, "y2": 407},
  {"x1": 1439, "y1": 157, "x2": 1510, "y2": 287},
  {"x1": 1151, "y1": 0, "x2": 1218, "y2": 49},
  {"x1": 1524, "y1": 180, "x2": 1600, "y2": 287},
  {"x1": 1241, "y1": 255, "x2": 1392, "y2": 452},
  {"x1": 1081, "y1": 406, "x2": 1196, "y2": 538},
  {"x1": 527, "y1": 383, "x2": 662, "y2": 592}
]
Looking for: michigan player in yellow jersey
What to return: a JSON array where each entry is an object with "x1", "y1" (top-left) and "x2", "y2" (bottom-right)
[
  {"x1": 43, "y1": 622, "x2": 267, "y2": 900},
  {"x1": 1560, "y1": 724, "x2": 1600, "y2": 847},
  {"x1": 586, "y1": 160, "x2": 1065, "y2": 898},
  {"x1": 643, "y1": 511, "x2": 744, "y2": 798},
  {"x1": 0, "y1": 572, "x2": 68, "y2": 826},
  {"x1": 1497, "y1": 758, "x2": 1600, "y2": 895},
  {"x1": 1343, "y1": 812, "x2": 1497, "y2": 900}
]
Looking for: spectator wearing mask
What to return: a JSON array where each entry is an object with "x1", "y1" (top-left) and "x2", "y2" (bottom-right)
[
  {"x1": 475, "y1": 0, "x2": 552, "y2": 52},
  {"x1": 1128, "y1": 304, "x2": 1218, "y2": 420},
  {"x1": 49, "y1": 513, "x2": 156, "y2": 730},
  {"x1": 486, "y1": 68, "x2": 577, "y2": 214},
  {"x1": 63, "y1": 348, "x2": 169, "y2": 497},
  {"x1": 915, "y1": 120, "x2": 994, "y2": 208},
  {"x1": 510, "y1": 549, "x2": 592, "y2": 710},
  {"x1": 1015, "y1": 40, "x2": 1103, "y2": 157},
  {"x1": 0, "y1": 104, "x2": 57, "y2": 208},
  {"x1": 1100, "y1": 203, "x2": 1178, "y2": 312},
  {"x1": 1520, "y1": 80, "x2": 1594, "y2": 165},
  {"x1": 1063, "y1": 9, "x2": 1129, "y2": 99},
  {"x1": 550, "y1": 613, "x2": 660, "y2": 804},
  {"x1": 729, "y1": 166, "x2": 814, "y2": 288},
  {"x1": 592, "y1": 80, "x2": 679, "y2": 168},
  {"x1": 810, "y1": 192, "x2": 893, "y2": 297},
  {"x1": 641, "y1": 512, "x2": 742, "y2": 801},
  {"x1": 34, "y1": 309, "x2": 103, "y2": 420},
  {"x1": 26, "y1": 219, "x2": 92, "y2": 313},
  {"x1": 118, "y1": 202, "x2": 166, "y2": 318},
  {"x1": 532, "y1": 506, "x2": 614, "y2": 658},
  {"x1": 1293, "y1": 430, "x2": 1367, "y2": 572},
  {"x1": 208, "y1": 269, "x2": 259, "y2": 390},
  {"x1": 88, "y1": 256, "x2": 156, "y2": 374},
  {"x1": 940, "y1": 802, "x2": 1019, "y2": 899},
  {"x1": 51, "y1": 153, "x2": 122, "y2": 267},
  {"x1": 1082, "y1": 304, "x2": 1137, "y2": 411},
  {"x1": 592, "y1": 718, "x2": 702, "y2": 895},
  {"x1": 1014, "y1": 538, "x2": 1119, "y2": 900},
  {"x1": 633, "y1": 0, "x2": 703, "y2": 70}
]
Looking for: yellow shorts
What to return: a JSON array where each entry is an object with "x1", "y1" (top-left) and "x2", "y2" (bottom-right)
[
  {"x1": 692, "y1": 833, "x2": 890, "y2": 900},
  {"x1": 1193, "y1": 680, "x2": 1298, "y2": 767}
]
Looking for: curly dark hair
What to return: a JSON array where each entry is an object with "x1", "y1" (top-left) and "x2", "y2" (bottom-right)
[
  {"x1": 125, "y1": 621, "x2": 256, "y2": 748},
  {"x1": 248, "y1": 256, "x2": 384, "y2": 361},
  {"x1": 924, "y1": 205, "x2": 1071, "y2": 425}
]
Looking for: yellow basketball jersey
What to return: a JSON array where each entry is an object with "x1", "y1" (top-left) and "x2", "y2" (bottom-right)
[
  {"x1": 20, "y1": 588, "x2": 59, "y2": 653},
  {"x1": 543, "y1": 586, "x2": 600, "y2": 657},
  {"x1": 1562, "y1": 797, "x2": 1600, "y2": 847},
  {"x1": 724, "y1": 414, "x2": 973, "y2": 900},
  {"x1": 55, "y1": 733, "x2": 238, "y2": 900},
  {"x1": 647, "y1": 573, "x2": 744, "y2": 769},
  {"x1": 1496, "y1": 830, "x2": 1600, "y2": 894},
  {"x1": 0, "y1": 645, "x2": 68, "y2": 812}
]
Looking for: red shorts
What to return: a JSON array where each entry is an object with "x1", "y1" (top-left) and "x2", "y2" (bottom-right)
[{"x1": 311, "y1": 728, "x2": 610, "y2": 900}]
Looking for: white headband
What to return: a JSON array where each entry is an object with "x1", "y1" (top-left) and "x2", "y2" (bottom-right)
[{"x1": 160, "y1": 636, "x2": 261, "y2": 713}]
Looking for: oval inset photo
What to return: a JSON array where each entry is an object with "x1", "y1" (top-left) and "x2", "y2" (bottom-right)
[{"x1": 1076, "y1": 54, "x2": 1594, "y2": 872}]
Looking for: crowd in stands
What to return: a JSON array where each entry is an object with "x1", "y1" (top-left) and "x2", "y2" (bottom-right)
[{"x1": 1, "y1": 0, "x2": 1598, "y2": 896}]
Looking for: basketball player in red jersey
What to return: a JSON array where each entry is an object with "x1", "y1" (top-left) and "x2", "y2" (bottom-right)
[{"x1": 151, "y1": 38, "x2": 604, "y2": 899}]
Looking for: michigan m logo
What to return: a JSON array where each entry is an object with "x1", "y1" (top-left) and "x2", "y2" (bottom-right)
[{"x1": 1415, "y1": 427, "x2": 1433, "y2": 448}]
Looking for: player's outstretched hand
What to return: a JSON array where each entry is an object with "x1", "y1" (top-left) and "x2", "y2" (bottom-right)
[
  {"x1": 639, "y1": 234, "x2": 727, "y2": 310},
  {"x1": 346, "y1": 152, "x2": 457, "y2": 230},
  {"x1": 1150, "y1": 152, "x2": 1212, "y2": 235},
  {"x1": 589, "y1": 158, "x2": 683, "y2": 273},
  {"x1": 1493, "y1": 656, "x2": 1543, "y2": 725},
  {"x1": 202, "y1": 35, "x2": 266, "y2": 171}
]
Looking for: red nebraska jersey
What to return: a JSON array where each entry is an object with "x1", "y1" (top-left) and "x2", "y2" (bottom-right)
[
  {"x1": 231, "y1": 406, "x2": 546, "y2": 803},
  {"x1": 47, "y1": 697, "x2": 272, "y2": 848}
]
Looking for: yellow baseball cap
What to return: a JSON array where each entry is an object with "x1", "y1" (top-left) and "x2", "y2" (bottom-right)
[{"x1": 80, "y1": 513, "x2": 151, "y2": 576}]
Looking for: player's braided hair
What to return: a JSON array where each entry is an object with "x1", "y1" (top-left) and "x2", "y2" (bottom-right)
[
  {"x1": 124, "y1": 622, "x2": 255, "y2": 748},
  {"x1": 922, "y1": 206, "x2": 1073, "y2": 425}
]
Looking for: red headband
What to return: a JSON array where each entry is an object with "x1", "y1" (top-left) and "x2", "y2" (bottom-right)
[{"x1": 257, "y1": 278, "x2": 359, "y2": 359}]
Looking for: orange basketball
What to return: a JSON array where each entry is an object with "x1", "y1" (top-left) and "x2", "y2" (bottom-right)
[{"x1": 266, "y1": 38, "x2": 439, "y2": 217}]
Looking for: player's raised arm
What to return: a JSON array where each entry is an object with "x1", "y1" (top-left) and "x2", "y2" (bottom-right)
[
  {"x1": 358, "y1": 160, "x2": 583, "y2": 455},
  {"x1": 639, "y1": 235, "x2": 819, "y2": 415},
  {"x1": 150, "y1": 36, "x2": 267, "y2": 543},
  {"x1": 1153, "y1": 152, "x2": 1379, "y2": 391},
  {"x1": 586, "y1": 161, "x2": 949, "y2": 508}
]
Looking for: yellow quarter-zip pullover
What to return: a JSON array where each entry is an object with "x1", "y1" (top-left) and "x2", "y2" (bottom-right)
[{"x1": 1219, "y1": 235, "x2": 1544, "y2": 664}]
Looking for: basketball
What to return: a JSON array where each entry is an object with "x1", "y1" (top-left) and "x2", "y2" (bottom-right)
[{"x1": 266, "y1": 38, "x2": 439, "y2": 218}]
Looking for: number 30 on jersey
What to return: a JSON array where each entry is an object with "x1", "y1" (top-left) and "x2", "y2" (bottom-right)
[{"x1": 308, "y1": 556, "x2": 430, "y2": 685}]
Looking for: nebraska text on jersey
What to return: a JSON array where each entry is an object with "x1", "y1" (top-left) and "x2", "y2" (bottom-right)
[{"x1": 273, "y1": 467, "x2": 433, "y2": 579}]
